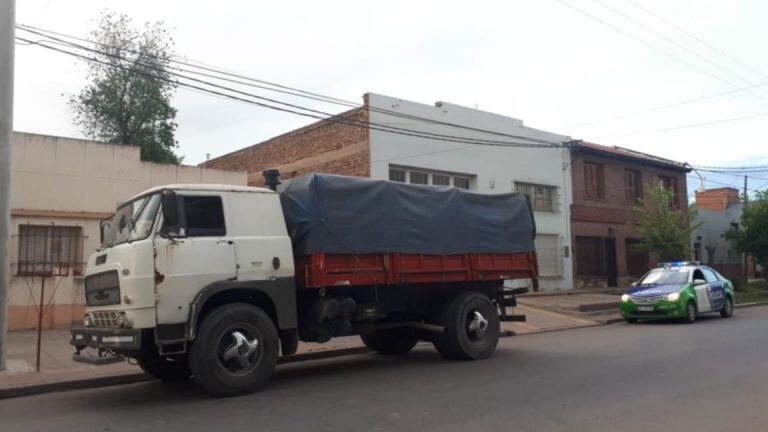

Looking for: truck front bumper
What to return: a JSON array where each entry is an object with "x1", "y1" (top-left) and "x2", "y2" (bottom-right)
[{"x1": 70, "y1": 326, "x2": 142, "y2": 352}]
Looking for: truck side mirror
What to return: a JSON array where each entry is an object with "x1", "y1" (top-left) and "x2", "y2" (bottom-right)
[
  {"x1": 99, "y1": 217, "x2": 112, "y2": 244},
  {"x1": 160, "y1": 190, "x2": 182, "y2": 237}
]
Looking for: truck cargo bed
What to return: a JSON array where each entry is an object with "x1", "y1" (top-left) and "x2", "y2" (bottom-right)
[{"x1": 295, "y1": 251, "x2": 539, "y2": 289}]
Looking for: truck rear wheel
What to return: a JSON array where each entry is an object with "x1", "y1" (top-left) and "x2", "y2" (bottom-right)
[
  {"x1": 189, "y1": 303, "x2": 279, "y2": 397},
  {"x1": 135, "y1": 353, "x2": 191, "y2": 382},
  {"x1": 432, "y1": 291, "x2": 500, "y2": 360},
  {"x1": 361, "y1": 328, "x2": 418, "y2": 355}
]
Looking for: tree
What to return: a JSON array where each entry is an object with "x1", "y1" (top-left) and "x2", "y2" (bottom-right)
[
  {"x1": 70, "y1": 11, "x2": 181, "y2": 164},
  {"x1": 724, "y1": 190, "x2": 768, "y2": 280},
  {"x1": 632, "y1": 184, "x2": 702, "y2": 262}
]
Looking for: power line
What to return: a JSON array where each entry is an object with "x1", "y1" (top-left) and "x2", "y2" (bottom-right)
[
  {"x1": 555, "y1": 0, "x2": 768, "y2": 104},
  {"x1": 594, "y1": 110, "x2": 768, "y2": 138},
  {"x1": 558, "y1": 79, "x2": 768, "y2": 130},
  {"x1": 16, "y1": 35, "x2": 565, "y2": 150},
  {"x1": 591, "y1": 0, "x2": 768, "y2": 102},
  {"x1": 624, "y1": 0, "x2": 768, "y2": 83},
  {"x1": 16, "y1": 23, "x2": 566, "y2": 146},
  {"x1": 693, "y1": 164, "x2": 768, "y2": 170}
]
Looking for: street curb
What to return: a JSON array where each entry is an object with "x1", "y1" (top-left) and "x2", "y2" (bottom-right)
[
  {"x1": 735, "y1": 301, "x2": 768, "y2": 309},
  {"x1": 0, "y1": 372, "x2": 152, "y2": 400}
]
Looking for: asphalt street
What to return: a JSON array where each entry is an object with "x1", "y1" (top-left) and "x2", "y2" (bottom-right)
[{"x1": 2, "y1": 306, "x2": 767, "y2": 432}]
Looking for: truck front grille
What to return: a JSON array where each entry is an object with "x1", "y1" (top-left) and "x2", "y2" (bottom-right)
[
  {"x1": 85, "y1": 271, "x2": 120, "y2": 306},
  {"x1": 91, "y1": 311, "x2": 125, "y2": 328}
]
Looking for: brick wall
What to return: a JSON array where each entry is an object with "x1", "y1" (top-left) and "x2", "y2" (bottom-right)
[
  {"x1": 570, "y1": 148, "x2": 689, "y2": 288},
  {"x1": 202, "y1": 108, "x2": 370, "y2": 186},
  {"x1": 694, "y1": 188, "x2": 740, "y2": 211}
]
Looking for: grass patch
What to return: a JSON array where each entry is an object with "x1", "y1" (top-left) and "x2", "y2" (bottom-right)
[{"x1": 735, "y1": 280, "x2": 768, "y2": 305}]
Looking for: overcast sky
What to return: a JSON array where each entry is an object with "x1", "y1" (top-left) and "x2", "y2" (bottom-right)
[{"x1": 12, "y1": 0, "x2": 768, "y2": 196}]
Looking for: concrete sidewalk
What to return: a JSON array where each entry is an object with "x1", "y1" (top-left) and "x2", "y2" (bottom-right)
[
  {"x1": 518, "y1": 292, "x2": 623, "y2": 323},
  {"x1": 0, "y1": 301, "x2": 600, "y2": 398}
]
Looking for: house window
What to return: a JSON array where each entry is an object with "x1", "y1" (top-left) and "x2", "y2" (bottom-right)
[
  {"x1": 433, "y1": 174, "x2": 450, "y2": 186},
  {"x1": 584, "y1": 162, "x2": 605, "y2": 199},
  {"x1": 182, "y1": 195, "x2": 226, "y2": 237},
  {"x1": 389, "y1": 169, "x2": 406, "y2": 183},
  {"x1": 453, "y1": 177, "x2": 470, "y2": 189},
  {"x1": 389, "y1": 165, "x2": 474, "y2": 189},
  {"x1": 410, "y1": 171, "x2": 429, "y2": 185},
  {"x1": 17, "y1": 225, "x2": 84, "y2": 276},
  {"x1": 658, "y1": 176, "x2": 679, "y2": 207},
  {"x1": 624, "y1": 170, "x2": 641, "y2": 203},
  {"x1": 535, "y1": 234, "x2": 563, "y2": 278},
  {"x1": 515, "y1": 182, "x2": 557, "y2": 212},
  {"x1": 625, "y1": 239, "x2": 649, "y2": 276}
]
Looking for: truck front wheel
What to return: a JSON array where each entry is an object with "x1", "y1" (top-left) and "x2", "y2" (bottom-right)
[
  {"x1": 432, "y1": 291, "x2": 500, "y2": 360},
  {"x1": 189, "y1": 303, "x2": 279, "y2": 397},
  {"x1": 361, "y1": 328, "x2": 418, "y2": 355}
]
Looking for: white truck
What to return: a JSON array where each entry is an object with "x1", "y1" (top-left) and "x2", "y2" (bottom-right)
[{"x1": 71, "y1": 172, "x2": 538, "y2": 396}]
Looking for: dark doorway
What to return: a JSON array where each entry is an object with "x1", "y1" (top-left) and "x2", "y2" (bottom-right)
[{"x1": 605, "y1": 238, "x2": 618, "y2": 287}]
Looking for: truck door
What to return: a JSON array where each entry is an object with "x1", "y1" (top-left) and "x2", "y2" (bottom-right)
[
  {"x1": 692, "y1": 268, "x2": 712, "y2": 313},
  {"x1": 154, "y1": 193, "x2": 237, "y2": 325},
  {"x1": 702, "y1": 267, "x2": 725, "y2": 310}
]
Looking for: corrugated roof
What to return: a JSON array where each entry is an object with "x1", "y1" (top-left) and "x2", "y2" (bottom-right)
[{"x1": 574, "y1": 141, "x2": 690, "y2": 172}]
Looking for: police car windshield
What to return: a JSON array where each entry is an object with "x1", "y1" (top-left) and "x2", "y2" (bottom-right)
[{"x1": 637, "y1": 267, "x2": 691, "y2": 285}]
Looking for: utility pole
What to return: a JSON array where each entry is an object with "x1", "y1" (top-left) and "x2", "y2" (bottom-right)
[
  {"x1": 742, "y1": 175, "x2": 749, "y2": 285},
  {"x1": 0, "y1": 0, "x2": 15, "y2": 371}
]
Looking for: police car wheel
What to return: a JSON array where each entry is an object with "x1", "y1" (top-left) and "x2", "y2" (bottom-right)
[
  {"x1": 683, "y1": 302, "x2": 697, "y2": 324},
  {"x1": 720, "y1": 296, "x2": 734, "y2": 318}
]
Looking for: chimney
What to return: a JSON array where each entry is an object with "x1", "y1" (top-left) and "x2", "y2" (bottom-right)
[
  {"x1": 695, "y1": 188, "x2": 740, "y2": 211},
  {"x1": 262, "y1": 169, "x2": 281, "y2": 191}
]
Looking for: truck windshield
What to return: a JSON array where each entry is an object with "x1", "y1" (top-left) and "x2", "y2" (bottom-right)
[
  {"x1": 102, "y1": 193, "x2": 162, "y2": 247},
  {"x1": 637, "y1": 267, "x2": 691, "y2": 285}
]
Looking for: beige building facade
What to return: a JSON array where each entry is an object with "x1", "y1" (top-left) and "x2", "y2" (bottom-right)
[{"x1": 8, "y1": 132, "x2": 246, "y2": 330}]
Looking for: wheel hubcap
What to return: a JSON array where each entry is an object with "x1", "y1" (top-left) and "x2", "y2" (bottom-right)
[
  {"x1": 468, "y1": 310, "x2": 489, "y2": 338},
  {"x1": 221, "y1": 331, "x2": 259, "y2": 372}
]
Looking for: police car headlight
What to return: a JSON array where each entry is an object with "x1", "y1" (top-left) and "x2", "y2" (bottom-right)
[
  {"x1": 667, "y1": 292, "x2": 680, "y2": 302},
  {"x1": 621, "y1": 294, "x2": 630, "y2": 302}
]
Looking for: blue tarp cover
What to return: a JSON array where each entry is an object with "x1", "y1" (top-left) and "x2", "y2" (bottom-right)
[{"x1": 279, "y1": 173, "x2": 537, "y2": 255}]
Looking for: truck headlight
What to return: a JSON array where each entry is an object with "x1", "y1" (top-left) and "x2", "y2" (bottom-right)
[
  {"x1": 621, "y1": 294, "x2": 630, "y2": 302},
  {"x1": 667, "y1": 292, "x2": 680, "y2": 301},
  {"x1": 83, "y1": 314, "x2": 92, "y2": 327}
]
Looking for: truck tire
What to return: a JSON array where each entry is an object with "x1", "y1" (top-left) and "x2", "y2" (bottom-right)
[
  {"x1": 360, "y1": 328, "x2": 418, "y2": 355},
  {"x1": 136, "y1": 353, "x2": 191, "y2": 382},
  {"x1": 189, "y1": 303, "x2": 279, "y2": 397},
  {"x1": 432, "y1": 291, "x2": 500, "y2": 360}
]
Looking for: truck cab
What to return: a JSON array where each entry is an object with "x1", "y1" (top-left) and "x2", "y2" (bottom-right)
[{"x1": 72, "y1": 185, "x2": 298, "y2": 389}]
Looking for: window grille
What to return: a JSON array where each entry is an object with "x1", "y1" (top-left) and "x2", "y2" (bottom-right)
[
  {"x1": 16, "y1": 225, "x2": 85, "y2": 276},
  {"x1": 515, "y1": 182, "x2": 557, "y2": 212}
]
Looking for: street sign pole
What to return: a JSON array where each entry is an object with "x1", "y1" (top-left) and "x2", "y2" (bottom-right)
[{"x1": 0, "y1": 0, "x2": 16, "y2": 371}]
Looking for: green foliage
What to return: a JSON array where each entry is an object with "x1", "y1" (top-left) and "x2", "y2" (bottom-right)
[
  {"x1": 724, "y1": 190, "x2": 768, "y2": 277},
  {"x1": 70, "y1": 11, "x2": 181, "y2": 164},
  {"x1": 632, "y1": 184, "x2": 702, "y2": 262}
]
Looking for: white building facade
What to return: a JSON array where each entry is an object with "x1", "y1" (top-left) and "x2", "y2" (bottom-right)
[{"x1": 366, "y1": 93, "x2": 574, "y2": 290}]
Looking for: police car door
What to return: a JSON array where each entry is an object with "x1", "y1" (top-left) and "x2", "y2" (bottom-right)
[
  {"x1": 702, "y1": 267, "x2": 725, "y2": 310},
  {"x1": 691, "y1": 268, "x2": 712, "y2": 313}
]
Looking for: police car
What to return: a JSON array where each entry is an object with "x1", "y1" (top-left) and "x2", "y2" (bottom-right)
[{"x1": 620, "y1": 262, "x2": 735, "y2": 323}]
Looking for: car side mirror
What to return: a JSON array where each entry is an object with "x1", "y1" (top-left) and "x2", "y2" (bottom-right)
[
  {"x1": 693, "y1": 279, "x2": 707, "y2": 286},
  {"x1": 630, "y1": 282, "x2": 638, "y2": 287},
  {"x1": 160, "y1": 190, "x2": 183, "y2": 237}
]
